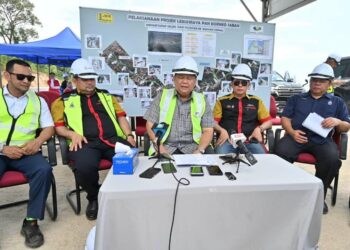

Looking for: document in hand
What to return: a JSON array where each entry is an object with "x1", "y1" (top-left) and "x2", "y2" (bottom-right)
[
  {"x1": 302, "y1": 112, "x2": 332, "y2": 138},
  {"x1": 173, "y1": 154, "x2": 217, "y2": 167}
]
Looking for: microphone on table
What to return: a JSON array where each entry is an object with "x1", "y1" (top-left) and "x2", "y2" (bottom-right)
[
  {"x1": 152, "y1": 122, "x2": 169, "y2": 142},
  {"x1": 230, "y1": 132, "x2": 257, "y2": 165}
]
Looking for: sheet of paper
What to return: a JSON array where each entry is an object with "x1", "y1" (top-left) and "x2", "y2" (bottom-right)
[
  {"x1": 302, "y1": 112, "x2": 332, "y2": 138},
  {"x1": 173, "y1": 154, "x2": 217, "y2": 167}
]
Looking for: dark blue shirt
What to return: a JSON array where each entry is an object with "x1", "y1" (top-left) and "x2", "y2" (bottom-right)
[{"x1": 282, "y1": 91, "x2": 350, "y2": 144}]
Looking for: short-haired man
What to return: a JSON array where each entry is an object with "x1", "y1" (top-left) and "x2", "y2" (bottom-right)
[
  {"x1": 275, "y1": 63, "x2": 350, "y2": 214},
  {"x1": 51, "y1": 58, "x2": 135, "y2": 220},
  {"x1": 144, "y1": 55, "x2": 214, "y2": 155},
  {"x1": 213, "y1": 64, "x2": 272, "y2": 154},
  {"x1": 325, "y1": 53, "x2": 342, "y2": 94},
  {"x1": 0, "y1": 59, "x2": 55, "y2": 248}
]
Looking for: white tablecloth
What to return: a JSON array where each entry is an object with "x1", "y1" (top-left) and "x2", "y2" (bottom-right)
[{"x1": 95, "y1": 154, "x2": 323, "y2": 250}]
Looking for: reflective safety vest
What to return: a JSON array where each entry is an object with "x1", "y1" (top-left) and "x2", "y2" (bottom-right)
[
  {"x1": 327, "y1": 85, "x2": 334, "y2": 94},
  {"x1": 149, "y1": 89, "x2": 206, "y2": 155},
  {"x1": 0, "y1": 89, "x2": 41, "y2": 146},
  {"x1": 63, "y1": 91, "x2": 126, "y2": 145}
]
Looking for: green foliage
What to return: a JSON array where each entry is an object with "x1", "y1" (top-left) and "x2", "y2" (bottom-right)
[{"x1": 0, "y1": 0, "x2": 42, "y2": 44}]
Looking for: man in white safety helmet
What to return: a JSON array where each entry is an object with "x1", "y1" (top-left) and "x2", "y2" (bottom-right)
[
  {"x1": 51, "y1": 58, "x2": 136, "y2": 220},
  {"x1": 213, "y1": 63, "x2": 272, "y2": 154},
  {"x1": 144, "y1": 55, "x2": 214, "y2": 155},
  {"x1": 275, "y1": 63, "x2": 350, "y2": 214},
  {"x1": 325, "y1": 53, "x2": 344, "y2": 94}
]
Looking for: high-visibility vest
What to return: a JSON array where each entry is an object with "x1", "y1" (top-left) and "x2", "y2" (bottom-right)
[
  {"x1": 327, "y1": 85, "x2": 334, "y2": 94},
  {"x1": 149, "y1": 88, "x2": 205, "y2": 155},
  {"x1": 0, "y1": 89, "x2": 40, "y2": 146},
  {"x1": 63, "y1": 91, "x2": 126, "y2": 145}
]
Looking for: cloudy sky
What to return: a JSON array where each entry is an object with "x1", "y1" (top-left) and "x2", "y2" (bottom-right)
[{"x1": 27, "y1": 0, "x2": 350, "y2": 81}]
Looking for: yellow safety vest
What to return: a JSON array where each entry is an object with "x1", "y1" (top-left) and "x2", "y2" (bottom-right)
[
  {"x1": 327, "y1": 85, "x2": 334, "y2": 94},
  {"x1": 63, "y1": 91, "x2": 126, "y2": 145},
  {"x1": 149, "y1": 88, "x2": 205, "y2": 155},
  {"x1": 0, "y1": 89, "x2": 40, "y2": 146}
]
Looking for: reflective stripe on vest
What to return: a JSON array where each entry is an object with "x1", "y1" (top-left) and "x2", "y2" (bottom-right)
[
  {"x1": 63, "y1": 92, "x2": 126, "y2": 144},
  {"x1": 149, "y1": 89, "x2": 205, "y2": 155},
  {"x1": 0, "y1": 89, "x2": 40, "y2": 146}
]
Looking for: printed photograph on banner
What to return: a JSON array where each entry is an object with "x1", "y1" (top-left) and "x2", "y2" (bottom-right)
[
  {"x1": 133, "y1": 55, "x2": 147, "y2": 68},
  {"x1": 241, "y1": 58, "x2": 260, "y2": 80},
  {"x1": 138, "y1": 87, "x2": 151, "y2": 99},
  {"x1": 163, "y1": 73, "x2": 174, "y2": 86},
  {"x1": 97, "y1": 74, "x2": 111, "y2": 85},
  {"x1": 243, "y1": 34, "x2": 273, "y2": 60},
  {"x1": 85, "y1": 34, "x2": 102, "y2": 49},
  {"x1": 116, "y1": 73, "x2": 129, "y2": 86},
  {"x1": 141, "y1": 99, "x2": 153, "y2": 109},
  {"x1": 216, "y1": 58, "x2": 231, "y2": 71},
  {"x1": 123, "y1": 86, "x2": 137, "y2": 98},
  {"x1": 89, "y1": 56, "x2": 105, "y2": 71},
  {"x1": 148, "y1": 30, "x2": 182, "y2": 54},
  {"x1": 231, "y1": 52, "x2": 242, "y2": 65},
  {"x1": 148, "y1": 64, "x2": 162, "y2": 76},
  {"x1": 248, "y1": 80, "x2": 256, "y2": 91},
  {"x1": 135, "y1": 67, "x2": 148, "y2": 78},
  {"x1": 257, "y1": 75, "x2": 270, "y2": 87},
  {"x1": 203, "y1": 91, "x2": 217, "y2": 108},
  {"x1": 221, "y1": 80, "x2": 232, "y2": 93},
  {"x1": 259, "y1": 63, "x2": 272, "y2": 75},
  {"x1": 199, "y1": 67, "x2": 231, "y2": 93}
]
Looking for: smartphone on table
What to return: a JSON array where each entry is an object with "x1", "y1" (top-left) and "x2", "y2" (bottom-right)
[
  {"x1": 139, "y1": 167, "x2": 161, "y2": 179},
  {"x1": 161, "y1": 162, "x2": 177, "y2": 174},
  {"x1": 190, "y1": 166, "x2": 204, "y2": 176},
  {"x1": 206, "y1": 165, "x2": 223, "y2": 176}
]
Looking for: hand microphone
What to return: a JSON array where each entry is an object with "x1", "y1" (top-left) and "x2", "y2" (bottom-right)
[
  {"x1": 230, "y1": 133, "x2": 258, "y2": 165},
  {"x1": 152, "y1": 122, "x2": 169, "y2": 141}
]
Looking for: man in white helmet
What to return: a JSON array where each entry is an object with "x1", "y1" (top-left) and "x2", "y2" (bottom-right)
[
  {"x1": 144, "y1": 55, "x2": 214, "y2": 155},
  {"x1": 325, "y1": 53, "x2": 343, "y2": 94},
  {"x1": 213, "y1": 63, "x2": 272, "y2": 154},
  {"x1": 275, "y1": 63, "x2": 350, "y2": 214},
  {"x1": 51, "y1": 58, "x2": 136, "y2": 220}
]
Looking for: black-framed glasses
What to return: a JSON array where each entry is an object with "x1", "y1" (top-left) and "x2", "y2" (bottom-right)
[
  {"x1": 9, "y1": 72, "x2": 35, "y2": 82},
  {"x1": 233, "y1": 80, "x2": 249, "y2": 86}
]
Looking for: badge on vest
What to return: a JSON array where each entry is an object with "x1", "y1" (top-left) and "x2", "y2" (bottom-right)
[
  {"x1": 69, "y1": 103, "x2": 75, "y2": 108},
  {"x1": 195, "y1": 111, "x2": 201, "y2": 117}
]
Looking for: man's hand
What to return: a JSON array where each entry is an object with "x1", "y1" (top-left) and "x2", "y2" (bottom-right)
[
  {"x1": 2, "y1": 145, "x2": 24, "y2": 159},
  {"x1": 249, "y1": 127, "x2": 263, "y2": 142},
  {"x1": 321, "y1": 117, "x2": 341, "y2": 128},
  {"x1": 291, "y1": 130, "x2": 308, "y2": 144},
  {"x1": 127, "y1": 137, "x2": 136, "y2": 147},
  {"x1": 69, "y1": 132, "x2": 88, "y2": 151},
  {"x1": 215, "y1": 129, "x2": 230, "y2": 146},
  {"x1": 21, "y1": 139, "x2": 42, "y2": 155}
]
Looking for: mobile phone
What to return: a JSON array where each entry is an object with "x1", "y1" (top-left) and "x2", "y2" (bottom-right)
[
  {"x1": 190, "y1": 166, "x2": 204, "y2": 176},
  {"x1": 139, "y1": 167, "x2": 161, "y2": 179},
  {"x1": 225, "y1": 171, "x2": 237, "y2": 180},
  {"x1": 161, "y1": 162, "x2": 177, "y2": 174},
  {"x1": 207, "y1": 165, "x2": 223, "y2": 176}
]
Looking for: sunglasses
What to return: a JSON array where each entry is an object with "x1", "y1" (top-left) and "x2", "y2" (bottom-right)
[
  {"x1": 9, "y1": 72, "x2": 36, "y2": 82},
  {"x1": 233, "y1": 80, "x2": 249, "y2": 86}
]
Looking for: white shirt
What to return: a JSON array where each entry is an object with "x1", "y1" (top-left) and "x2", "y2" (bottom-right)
[{"x1": 3, "y1": 86, "x2": 54, "y2": 129}]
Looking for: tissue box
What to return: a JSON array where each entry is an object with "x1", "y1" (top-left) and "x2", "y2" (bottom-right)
[{"x1": 112, "y1": 148, "x2": 139, "y2": 175}]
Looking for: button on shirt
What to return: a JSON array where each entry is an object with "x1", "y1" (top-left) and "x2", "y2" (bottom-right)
[{"x1": 282, "y1": 92, "x2": 350, "y2": 144}]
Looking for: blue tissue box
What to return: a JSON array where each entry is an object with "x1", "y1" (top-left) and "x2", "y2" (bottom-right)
[{"x1": 112, "y1": 148, "x2": 139, "y2": 175}]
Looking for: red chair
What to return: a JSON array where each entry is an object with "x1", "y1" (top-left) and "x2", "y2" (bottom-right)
[
  {"x1": 135, "y1": 117, "x2": 147, "y2": 148},
  {"x1": 37, "y1": 91, "x2": 60, "y2": 108},
  {"x1": 275, "y1": 130, "x2": 348, "y2": 206},
  {"x1": 58, "y1": 136, "x2": 112, "y2": 214},
  {"x1": 270, "y1": 96, "x2": 281, "y2": 126},
  {"x1": 0, "y1": 132, "x2": 58, "y2": 220}
]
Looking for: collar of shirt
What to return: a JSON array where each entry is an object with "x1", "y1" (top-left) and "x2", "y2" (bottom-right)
[
  {"x1": 174, "y1": 90, "x2": 194, "y2": 102},
  {"x1": 304, "y1": 91, "x2": 332, "y2": 100},
  {"x1": 3, "y1": 85, "x2": 29, "y2": 100},
  {"x1": 228, "y1": 92, "x2": 251, "y2": 100}
]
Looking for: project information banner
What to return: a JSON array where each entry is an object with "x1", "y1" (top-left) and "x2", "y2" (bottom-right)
[{"x1": 80, "y1": 8, "x2": 275, "y2": 116}]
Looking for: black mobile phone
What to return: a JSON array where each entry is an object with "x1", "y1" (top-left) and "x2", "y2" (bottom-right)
[
  {"x1": 161, "y1": 162, "x2": 177, "y2": 174},
  {"x1": 225, "y1": 171, "x2": 237, "y2": 180},
  {"x1": 207, "y1": 165, "x2": 223, "y2": 176},
  {"x1": 139, "y1": 167, "x2": 161, "y2": 179},
  {"x1": 190, "y1": 166, "x2": 204, "y2": 176}
]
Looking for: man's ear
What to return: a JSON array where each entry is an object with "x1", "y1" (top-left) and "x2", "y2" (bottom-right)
[{"x1": 3, "y1": 71, "x2": 10, "y2": 82}]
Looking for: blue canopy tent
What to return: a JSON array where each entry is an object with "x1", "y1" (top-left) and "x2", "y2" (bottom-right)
[{"x1": 0, "y1": 27, "x2": 81, "y2": 87}]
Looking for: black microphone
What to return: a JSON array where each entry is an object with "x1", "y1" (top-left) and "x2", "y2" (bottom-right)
[
  {"x1": 230, "y1": 130, "x2": 257, "y2": 165},
  {"x1": 152, "y1": 122, "x2": 169, "y2": 141}
]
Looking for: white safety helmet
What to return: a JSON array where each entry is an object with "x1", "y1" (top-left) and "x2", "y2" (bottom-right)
[
  {"x1": 70, "y1": 58, "x2": 98, "y2": 79},
  {"x1": 231, "y1": 63, "x2": 252, "y2": 80},
  {"x1": 328, "y1": 53, "x2": 341, "y2": 64},
  {"x1": 308, "y1": 63, "x2": 334, "y2": 80},
  {"x1": 172, "y1": 56, "x2": 199, "y2": 76}
]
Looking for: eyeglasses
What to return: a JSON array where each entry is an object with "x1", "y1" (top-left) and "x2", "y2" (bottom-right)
[
  {"x1": 233, "y1": 80, "x2": 249, "y2": 86},
  {"x1": 9, "y1": 72, "x2": 36, "y2": 82}
]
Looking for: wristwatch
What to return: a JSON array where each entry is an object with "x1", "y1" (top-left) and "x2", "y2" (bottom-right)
[
  {"x1": 127, "y1": 134, "x2": 134, "y2": 139},
  {"x1": 0, "y1": 143, "x2": 4, "y2": 153}
]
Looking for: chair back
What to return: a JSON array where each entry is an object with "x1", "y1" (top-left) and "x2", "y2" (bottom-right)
[{"x1": 37, "y1": 91, "x2": 60, "y2": 108}]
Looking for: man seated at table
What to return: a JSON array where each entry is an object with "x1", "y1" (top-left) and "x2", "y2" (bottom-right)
[
  {"x1": 275, "y1": 63, "x2": 350, "y2": 214},
  {"x1": 144, "y1": 55, "x2": 214, "y2": 155},
  {"x1": 213, "y1": 63, "x2": 272, "y2": 154},
  {"x1": 51, "y1": 58, "x2": 136, "y2": 220}
]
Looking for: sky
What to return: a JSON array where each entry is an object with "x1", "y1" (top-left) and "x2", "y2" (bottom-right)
[{"x1": 26, "y1": 0, "x2": 350, "y2": 82}]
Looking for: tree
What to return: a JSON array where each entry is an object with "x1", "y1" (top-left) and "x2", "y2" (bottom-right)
[{"x1": 0, "y1": 0, "x2": 42, "y2": 44}]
